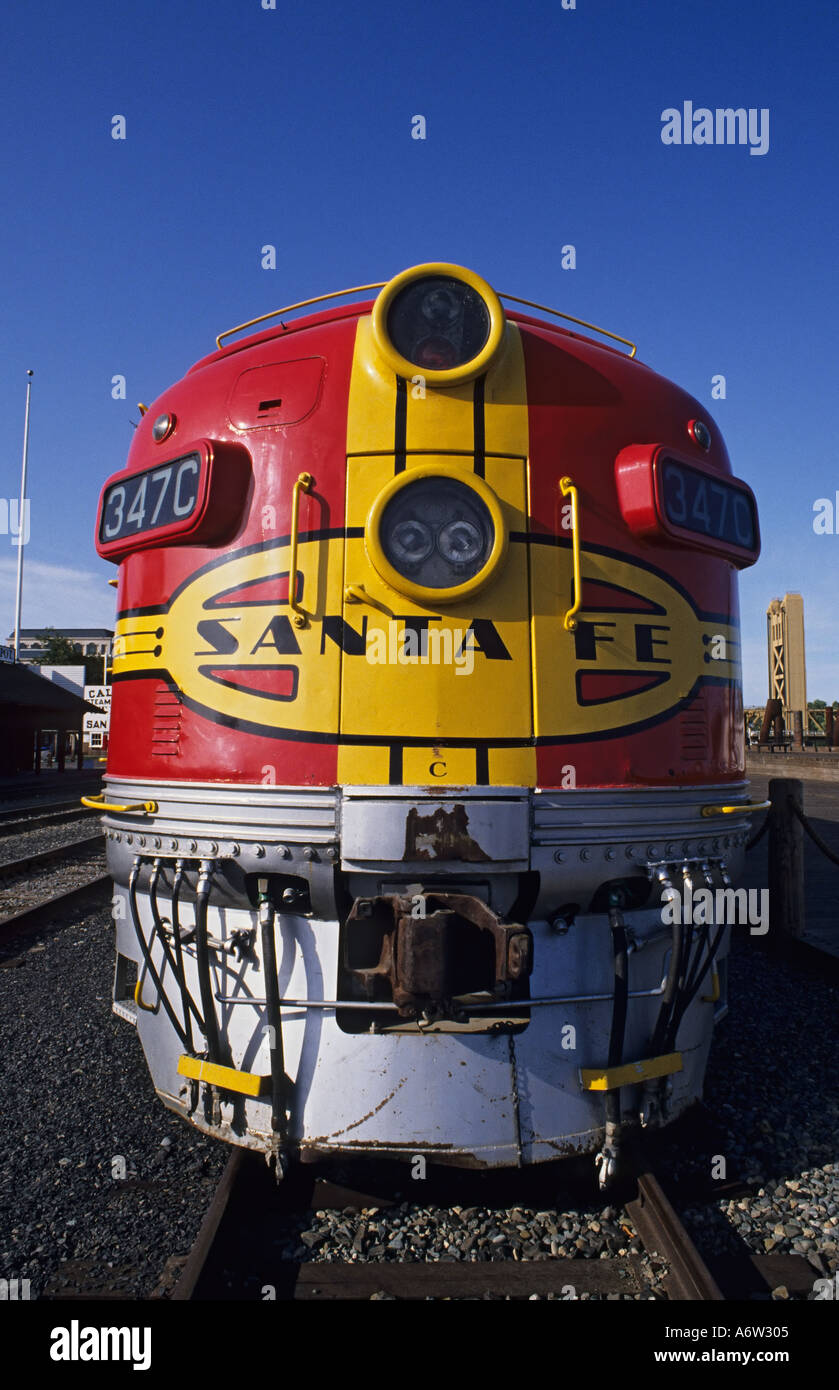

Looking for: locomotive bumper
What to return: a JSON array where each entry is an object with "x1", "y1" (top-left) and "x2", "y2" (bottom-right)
[{"x1": 103, "y1": 778, "x2": 748, "y2": 1167}]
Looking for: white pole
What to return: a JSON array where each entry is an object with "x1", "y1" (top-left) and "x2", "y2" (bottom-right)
[{"x1": 13, "y1": 370, "x2": 34, "y2": 660}]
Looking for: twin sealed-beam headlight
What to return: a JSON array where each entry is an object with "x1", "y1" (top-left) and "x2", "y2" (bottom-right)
[
  {"x1": 366, "y1": 467, "x2": 507, "y2": 604},
  {"x1": 371, "y1": 263, "x2": 505, "y2": 385}
]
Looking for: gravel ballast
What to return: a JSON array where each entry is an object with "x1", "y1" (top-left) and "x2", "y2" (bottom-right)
[
  {"x1": 0, "y1": 815, "x2": 102, "y2": 866},
  {"x1": 0, "y1": 906, "x2": 228, "y2": 1299},
  {"x1": 0, "y1": 847, "x2": 107, "y2": 919},
  {"x1": 656, "y1": 935, "x2": 839, "y2": 1282}
]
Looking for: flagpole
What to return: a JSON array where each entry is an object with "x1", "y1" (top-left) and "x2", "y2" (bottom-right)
[{"x1": 12, "y1": 370, "x2": 34, "y2": 660}]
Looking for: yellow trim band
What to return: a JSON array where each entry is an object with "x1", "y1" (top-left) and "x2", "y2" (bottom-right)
[
  {"x1": 177, "y1": 1055, "x2": 272, "y2": 1098},
  {"x1": 371, "y1": 262, "x2": 506, "y2": 386},
  {"x1": 580, "y1": 1052, "x2": 683, "y2": 1092},
  {"x1": 700, "y1": 800, "x2": 771, "y2": 818},
  {"x1": 365, "y1": 464, "x2": 508, "y2": 606}
]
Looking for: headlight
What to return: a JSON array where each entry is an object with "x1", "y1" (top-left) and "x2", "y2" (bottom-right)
[
  {"x1": 366, "y1": 466, "x2": 508, "y2": 604},
  {"x1": 389, "y1": 518, "x2": 434, "y2": 565},
  {"x1": 438, "y1": 518, "x2": 484, "y2": 565},
  {"x1": 387, "y1": 275, "x2": 490, "y2": 372},
  {"x1": 371, "y1": 263, "x2": 505, "y2": 386}
]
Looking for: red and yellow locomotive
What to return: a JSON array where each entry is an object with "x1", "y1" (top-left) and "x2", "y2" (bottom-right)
[{"x1": 90, "y1": 263, "x2": 761, "y2": 1178}]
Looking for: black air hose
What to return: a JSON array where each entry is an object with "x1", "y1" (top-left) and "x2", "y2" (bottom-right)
[
  {"x1": 147, "y1": 858, "x2": 203, "y2": 1042},
  {"x1": 604, "y1": 904, "x2": 628, "y2": 1127},
  {"x1": 195, "y1": 860, "x2": 224, "y2": 1064},
  {"x1": 128, "y1": 858, "x2": 190, "y2": 1050}
]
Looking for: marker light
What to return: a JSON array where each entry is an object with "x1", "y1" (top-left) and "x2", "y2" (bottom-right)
[{"x1": 152, "y1": 412, "x2": 176, "y2": 443}]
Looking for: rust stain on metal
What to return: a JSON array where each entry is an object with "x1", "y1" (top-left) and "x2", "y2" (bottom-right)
[
  {"x1": 404, "y1": 805, "x2": 490, "y2": 862},
  {"x1": 342, "y1": 892, "x2": 532, "y2": 1018},
  {"x1": 312, "y1": 1075, "x2": 410, "y2": 1141},
  {"x1": 299, "y1": 1139, "x2": 489, "y2": 1167}
]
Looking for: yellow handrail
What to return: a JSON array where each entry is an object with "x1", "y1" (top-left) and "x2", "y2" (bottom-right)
[
  {"x1": 215, "y1": 281, "x2": 637, "y2": 358},
  {"x1": 559, "y1": 476, "x2": 581, "y2": 632},
  {"x1": 81, "y1": 793, "x2": 158, "y2": 814},
  {"x1": 700, "y1": 800, "x2": 771, "y2": 818},
  {"x1": 216, "y1": 284, "x2": 387, "y2": 349},
  {"x1": 498, "y1": 292, "x2": 637, "y2": 358},
  {"x1": 290, "y1": 473, "x2": 314, "y2": 628}
]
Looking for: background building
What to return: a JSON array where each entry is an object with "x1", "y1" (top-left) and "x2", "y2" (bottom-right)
[
  {"x1": 767, "y1": 593, "x2": 807, "y2": 725},
  {"x1": 8, "y1": 627, "x2": 113, "y2": 664}
]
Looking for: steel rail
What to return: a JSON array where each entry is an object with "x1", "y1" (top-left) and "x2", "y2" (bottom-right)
[
  {"x1": 625, "y1": 1169, "x2": 724, "y2": 1300},
  {"x1": 170, "y1": 1148, "x2": 246, "y2": 1300},
  {"x1": 0, "y1": 874, "x2": 111, "y2": 936},
  {"x1": 0, "y1": 806, "x2": 95, "y2": 837},
  {"x1": 0, "y1": 834, "x2": 105, "y2": 883}
]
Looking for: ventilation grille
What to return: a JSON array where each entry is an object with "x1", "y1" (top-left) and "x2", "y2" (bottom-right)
[
  {"x1": 151, "y1": 684, "x2": 182, "y2": 756},
  {"x1": 679, "y1": 700, "x2": 708, "y2": 762}
]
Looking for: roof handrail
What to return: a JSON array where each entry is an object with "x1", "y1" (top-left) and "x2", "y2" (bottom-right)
[{"x1": 215, "y1": 281, "x2": 637, "y2": 359}]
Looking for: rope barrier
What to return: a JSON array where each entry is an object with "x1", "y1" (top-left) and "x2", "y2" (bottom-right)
[
  {"x1": 745, "y1": 813, "x2": 771, "y2": 851},
  {"x1": 788, "y1": 798, "x2": 839, "y2": 869}
]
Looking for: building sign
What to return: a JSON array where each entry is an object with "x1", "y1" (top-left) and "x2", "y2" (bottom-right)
[
  {"x1": 83, "y1": 712, "x2": 110, "y2": 735},
  {"x1": 84, "y1": 685, "x2": 112, "y2": 709},
  {"x1": 0, "y1": 643, "x2": 15, "y2": 663},
  {"x1": 84, "y1": 685, "x2": 111, "y2": 730}
]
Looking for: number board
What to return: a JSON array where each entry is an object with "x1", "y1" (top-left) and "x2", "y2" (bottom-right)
[
  {"x1": 660, "y1": 458, "x2": 757, "y2": 552},
  {"x1": 99, "y1": 452, "x2": 202, "y2": 545}
]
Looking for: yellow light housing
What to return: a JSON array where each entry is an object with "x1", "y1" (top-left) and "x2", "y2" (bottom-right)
[
  {"x1": 371, "y1": 262, "x2": 505, "y2": 386},
  {"x1": 365, "y1": 464, "x2": 508, "y2": 605}
]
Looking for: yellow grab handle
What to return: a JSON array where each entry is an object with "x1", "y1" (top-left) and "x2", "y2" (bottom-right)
[
  {"x1": 134, "y1": 976, "x2": 157, "y2": 1013},
  {"x1": 700, "y1": 800, "x2": 771, "y2": 818},
  {"x1": 81, "y1": 793, "x2": 158, "y2": 814},
  {"x1": 702, "y1": 971, "x2": 721, "y2": 1004},
  {"x1": 290, "y1": 472, "x2": 314, "y2": 628},
  {"x1": 344, "y1": 584, "x2": 392, "y2": 616},
  {"x1": 559, "y1": 475, "x2": 581, "y2": 632}
]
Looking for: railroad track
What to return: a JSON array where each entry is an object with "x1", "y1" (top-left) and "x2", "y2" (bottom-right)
[
  {"x1": 0, "y1": 835, "x2": 105, "y2": 883},
  {"x1": 0, "y1": 803, "x2": 96, "y2": 838},
  {"x1": 164, "y1": 1144, "x2": 820, "y2": 1302},
  {"x1": 0, "y1": 836, "x2": 110, "y2": 938}
]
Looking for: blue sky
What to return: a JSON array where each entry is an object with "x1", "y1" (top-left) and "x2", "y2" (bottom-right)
[{"x1": 1, "y1": 0, "x2": 836, "y2": 702}]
